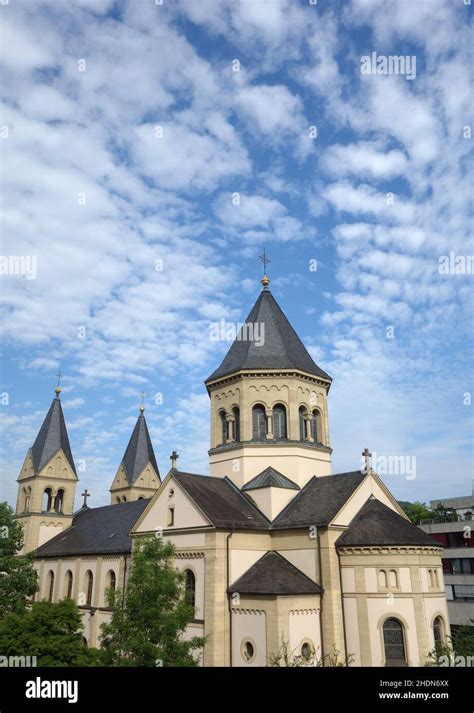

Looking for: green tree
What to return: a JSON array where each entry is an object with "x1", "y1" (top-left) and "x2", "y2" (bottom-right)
[
  {"x1": 0, "y1": 598, "x2": 100, "y2": 666},
  {"x1": 399, "y1": 500, "x2": 434, "y2": 525},
  {"x1": 100, "y1": 535, "x2": 206, "y2": 666},
  {"x1": 425, "y1": 626, "x2": 474, "y2": 666},
  {"x1": 0, "y1": 502, "x2": 38, "y2": 618}
]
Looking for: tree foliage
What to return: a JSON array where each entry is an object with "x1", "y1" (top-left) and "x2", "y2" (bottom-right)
[
  {"x1": 399, "y1": 500, "x2": 435, "y2": 525},
  {"x1": 100, "y1": 535, "x2": 205, "y2": 666},
  {"x1": 0, "y1": 598, "x2": 100, "y2": 666},
  {"x1": 0, "y1": 502, "x2": 38, "y2": 618}
]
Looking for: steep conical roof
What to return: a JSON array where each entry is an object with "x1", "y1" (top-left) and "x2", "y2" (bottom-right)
[
  {"x1": 121, "y1": 411, "x2": 159, "y2": 485},
  {"x1": 31, "y1": 394, "x2": 77, "y2": 476},
  {"x1": 205, "y1": 288, "x2": 331, "y2": 384}
]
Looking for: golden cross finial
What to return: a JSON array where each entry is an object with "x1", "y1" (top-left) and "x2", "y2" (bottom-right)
[
  {"x1": 140, "y1": 391, "x2": 145, "y2": 413},
  {"x1": 258, "y1": 248, "x2": 271, "y2": 289},
  {"x1": 55, "y1": 370, "x2": 62, "y2": 396}
]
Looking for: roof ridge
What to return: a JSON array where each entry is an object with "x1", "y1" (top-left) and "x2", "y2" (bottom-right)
[
  {"x1": 270, "y1": 475, "x2": 317, "y2": 526},
  {"x1": 223, "y1": 476, "x2": 273, "y2": 524},
  {"x1": 264, "y1": 291, "x2": 298, "y2": 369}
]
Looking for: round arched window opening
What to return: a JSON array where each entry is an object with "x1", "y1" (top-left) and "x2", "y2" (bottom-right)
[
  {"x1": 241, "y1": 639, "x2": 256, "y2": 663},
  {"x1": 301, "y1": 641, "x2": 314, "y2": 660},
  {"x1": 433, "y1": 616, "x2": 444, "y2": 645}
]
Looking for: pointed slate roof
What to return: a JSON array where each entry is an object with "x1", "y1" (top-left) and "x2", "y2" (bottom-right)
[
  {"x1": 271, "y1": 471, "x2": 367, "y2": 529},
  {"x1": 205, "y1": 288, "x2": 331, "y2": 384},
  {"x1": 121, "y1": 411, "x2": 159, "y2": 485},
  {"x1": 336, "y1": 498, "x2": 442, "y2": 548},
  {"x1": 242, "y1": 466, "x2": 300, "y2": 491},
  {"x1": 34, "y1": 499, "x2": 150, "y2": 558},
  {"x1": 31, "y1": 394, "x2": 77, "y2": 476},
  {"x1": 228, "y1": 551, "x2": 322, "y2": 595}
]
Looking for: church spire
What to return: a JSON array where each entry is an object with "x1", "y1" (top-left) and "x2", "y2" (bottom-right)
[
  {"x1": 31, "y1": 386, "x2": 77, "y2": 477},
  {"x1": 206, "y1": 282, "x2": 333, "y2": 489},
  {"x1": 109, "y1": 402, "x2": 161, "y2": 504},
  {"x1": 15, "y1": 384, "x2": 78, "y2": 553},
  {"x1": 205, "y1": 286, "x2": 331, "y2": 386}
]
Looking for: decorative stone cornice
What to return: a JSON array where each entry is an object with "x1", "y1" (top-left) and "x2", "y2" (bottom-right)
[
  {"x1": 338, "y1": 546, "x2": 443, "y2": 556},
  {"x1": 175, "y1": 551, "x2": 205, "y2": 559},
  {"x1": 231, "y1": 608, "x2": 266, "y2": 615},
  {"x1": 209, "y1": 440, "x2": 333, "y2": 456},
  {"x1": 289, "y1": 608, "x2": 320, "y2": 615},
  {"x1": 207, "y1": 369, "x2": 331, "y2": 391}
]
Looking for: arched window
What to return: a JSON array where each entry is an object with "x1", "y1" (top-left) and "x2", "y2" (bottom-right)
[
  {"x1": 85, "y1": 571, "x2": 93, "y2": 607},
  {"x1": 389, "y1": 570, "x2": 398, "y2": 588},
  {"x1": 433, "y1": 616, "x2": 444, "y2": 644},
  {"x1": 299, "y1": 406, "x2": 307, "y2": 441},
  {"x1": 22, "y1": 487, "x2": 31, "y2": 512},
  {"x1": 233, "y1": 407, "x2": 240, "y2": 442},
  {"x1": 42, "y1": 488, "x2": 53, "y2": 512},
  {"x1": 434, "y1": 569, "x2": 439, "y2": 587},
  {"x1": 378, "y1": 570, "x2": 387, "y2": 588},
  {"x1": 219, "y1": 410, "x2": 227, "y2": 445},
  {"x1": 55, "y1": 489, "x2": 65, "y2": 513},
  {"x1": 428, "y1": 569, "x2": 434, "y2": 587},
  {"x1": 252, "y1": 405, "x2": 266, "y2": 440},
  {"x1": 311, "y1": 409, "x2": 321, "y2": 443},
  {"x1": 383, "y1": 618, "x2": 407, "y2": 666},
  {"x1": 184, "y1": 569, "x2": 196, "y2": 609},
  {"x1": 65, "y1": 570, "x2": 73, "y2": 598},
  {"x1": 47, "y1": 570, "x2": 55, "y2": 602},
  {"x1": 272, "y1": 404, "x2": 287, "y2": 439},
  {"x1": 106, "y1": 570, "x2": 116, "y2": 593}
]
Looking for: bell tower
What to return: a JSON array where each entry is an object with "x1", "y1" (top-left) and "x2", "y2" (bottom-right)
[
  {"x1": 15, "y1": 385, "x2": 78, "y2": 554},
  {"x1": 110, "y1": 402, "x2": 161, "y2": 503},
  {"x1": 206, "y1": 274, "x2": 333, "y2": 489}
]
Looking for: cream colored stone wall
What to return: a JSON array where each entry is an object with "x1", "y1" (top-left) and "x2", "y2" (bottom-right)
[
  {"x1": 245, "y1": 486, "x2": 298, "y2": 520},
  {"x1": 208, "y1": 371, "x2": 332, "y2": 488},
  {"x1": 231, "y1": 608, "x2": 267, "y2": 667},
  {"x1": 16, "y1": 448, "x2": 77, "y2": 553},
  {"x1": 210, "y1": 443, "x2": 331, "y2": 488},
  {"x1": 332, "y1": 472, "x2": 407, "y2": 527},
  {"x1": 132, "y1": 475, "x2": 211, "y2": 534},
  {"x1": 288, "y1": 608, "x2": 321, "y2": 661},
  {"x1": 110, "y1": 462, "x2": 160, "y2": 504},
  {"x1": 338, "y1": 546, "x2": 448, "y2": 666},
  {"x1": 34, "y1": 554, "x2": 129, "y2": 648}
]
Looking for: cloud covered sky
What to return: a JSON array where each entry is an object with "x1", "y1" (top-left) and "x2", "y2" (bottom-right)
[{"x1": 0, "y1": 0, "x2": 472, "y2": 508}]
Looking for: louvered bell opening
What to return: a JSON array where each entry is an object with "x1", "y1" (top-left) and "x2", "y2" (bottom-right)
[
  {"x1": 252, "y1": 405, "x2": 266, "y2": 440},
  {"x1": 272, "y1": 404, "x2": 287, "y2": 439}
]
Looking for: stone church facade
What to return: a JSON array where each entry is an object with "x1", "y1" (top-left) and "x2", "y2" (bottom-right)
[{"x1": 15, "y1": 276, "x2": 450, "y2": 666}]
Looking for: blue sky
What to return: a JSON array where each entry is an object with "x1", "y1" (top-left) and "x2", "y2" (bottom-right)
[{"x1": 0, "y1": 0, "x2": 472, "y2": 509}]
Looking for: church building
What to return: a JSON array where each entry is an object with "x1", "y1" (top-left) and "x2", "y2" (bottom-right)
[{"x1": 15, "y1": 275, "x2": 450, "y2": 666}]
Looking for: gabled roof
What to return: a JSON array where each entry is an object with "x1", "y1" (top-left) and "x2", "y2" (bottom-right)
[
  {"x1": 34, "y1": 499, "x2": 150, "y2": 558},
  {"x1": 271, "y1": 471, "x2": 366, "y2": 529},
  {"x1": 31, "y1": 395, "x2": 77, "y2": 476},
  {"x1": 336, "y1": 497, "x2": 442, "y2": 548},
  {"x1": 228, "y1": 551, "x2": 322, "y2": 596},
  {"x1": 121, "y1": 412, "x2": 159, "y2": 485},
  {"x1": 172, "y1": 471, "x2": 270, "y2": 530},
  {"x1": 242, "y1": 466, "x2": 300, "y2": 492},
  {"x1": 205, "y1": 288, "x2": 331, "y2": 384}
]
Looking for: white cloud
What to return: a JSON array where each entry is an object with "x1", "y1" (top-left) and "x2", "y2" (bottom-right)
[{"x1": 322, "y1": 141, "x2": 408, "y2": 179}]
